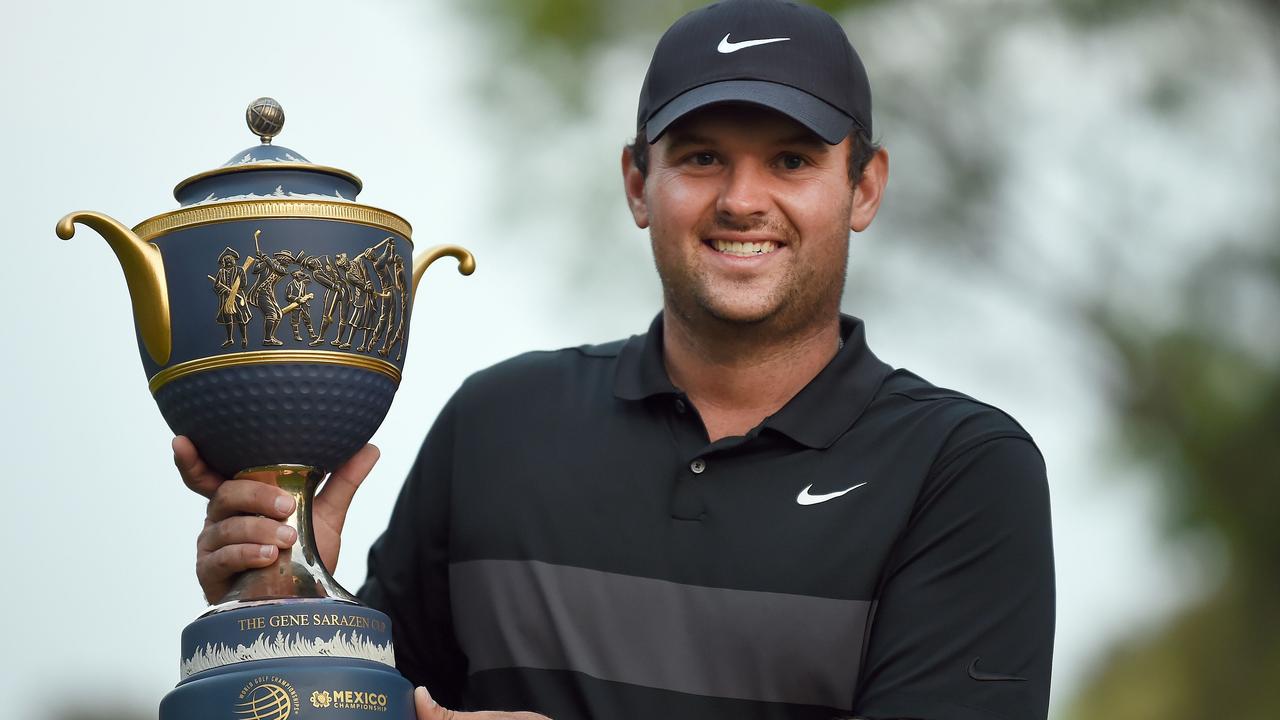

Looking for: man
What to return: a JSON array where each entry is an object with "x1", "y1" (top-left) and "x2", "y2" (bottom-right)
[
  {"x1": 305, "y1": 254, "x2": 346, "y2": 347},
  {"x1": 177, "y1": 2, "x2": 1055, "y2": 719},
  {"x1": 247, "y1": 245, "x2": 296, "y2": 346},
  {"x1": 210, "y1": 246, "x2": 251, "y2": 348},
  {"x1": 327, "y1": 253, "x2": 355, "y2": 348},
  {"x1": 342, "y1": 247, "x2": 377, "y2": 352},
  {"x1": 384, "y1": 251, "x2": 409, "y2": 360},
  {"x1": 368, "y1": 238, "x2": 400, "y2": 355},
  {"x1": 284, "y1": 269, "x2": 318, "y2": 342}
]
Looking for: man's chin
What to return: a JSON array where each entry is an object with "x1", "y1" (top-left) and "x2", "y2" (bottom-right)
[{"x1": 701, "y1": 302, "x2": 779, "y2": 327}]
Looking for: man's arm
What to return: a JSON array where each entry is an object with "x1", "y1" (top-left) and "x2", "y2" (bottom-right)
[
  {"x1": 853, "y1": 435, "x2": 1055, "y2": 720},
  {"x1": 358, "y1": 397, "x2": 469, "y2": 705},
  {"x1": 358, "y1": 393, "x2": 555, "y2": 720}
]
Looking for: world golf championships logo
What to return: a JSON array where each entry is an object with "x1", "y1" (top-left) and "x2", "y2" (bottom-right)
[{"x1": 236, "y1": 676, "x2": 300, "y2": 720}]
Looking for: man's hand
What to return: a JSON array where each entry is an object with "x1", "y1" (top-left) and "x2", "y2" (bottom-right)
[
  {"x1": 413, "y1": 687, "x2": 550, "y2": 720},
  {"x1": 174, "y1": 436, "x2": 379, "y2": 603}
]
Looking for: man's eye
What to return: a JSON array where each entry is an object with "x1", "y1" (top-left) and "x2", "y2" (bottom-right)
[
  {"x1": 691, "y1": 152, "x2": 716, "y2": 166},
  {"x1": 779, "y1": 154, "x2": 807, "y2": 170}
]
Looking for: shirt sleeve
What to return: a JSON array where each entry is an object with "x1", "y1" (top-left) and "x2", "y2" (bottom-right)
[
  {"x1": 852, "y1": 434, "x2": 1055, "y2": 720},
  {"x1": 358, "y1": 394, "x2": 469, "y2": 707}
]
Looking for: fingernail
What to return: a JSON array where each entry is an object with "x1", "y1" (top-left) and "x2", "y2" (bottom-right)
[
  {"x1": 276, "y1": 525, "x2": 296, "y2": 544},
  {"x1": 275, "y1": 495, "x2": 295, "y2": 514},
  {"x1": 259, "y1": 545, "x2": 275, "y2": 559},
  {"x1": 418, "y1": 687, "x2": 437, "y2": 708}
]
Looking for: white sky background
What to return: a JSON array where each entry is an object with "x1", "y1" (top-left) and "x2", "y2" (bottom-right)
[{"x1": 1, "y1": 1, "x2": 1274, "y2": 718}]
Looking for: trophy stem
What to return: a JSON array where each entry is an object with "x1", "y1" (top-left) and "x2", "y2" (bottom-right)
[{"x1": 208, "y1": 464, "x2": 359, "y2": 613}]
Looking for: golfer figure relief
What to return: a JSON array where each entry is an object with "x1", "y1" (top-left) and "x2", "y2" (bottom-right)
[
  {"x1": 209, "y1": 246, "x2": 253, "y2": 348},
  {"x1": 209, "y1": 229, "x2": 412, "y2": 355}
]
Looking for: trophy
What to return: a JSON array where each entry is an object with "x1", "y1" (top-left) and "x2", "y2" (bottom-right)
[{"x1": 56, "y1": 98, "x2": 473, "y2": 720}]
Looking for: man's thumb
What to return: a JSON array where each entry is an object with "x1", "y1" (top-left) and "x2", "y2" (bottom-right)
[
  {"x1": 315, "y1": 443, "x2": 380, "y2": 522},
  {"x1": 414, "y1": 687, "x2": 452, "y2": 720}
]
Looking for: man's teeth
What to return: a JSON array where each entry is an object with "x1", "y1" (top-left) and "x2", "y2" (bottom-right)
[{"x1": 712, "y1": 239, "x2": 779, "y2": 257}]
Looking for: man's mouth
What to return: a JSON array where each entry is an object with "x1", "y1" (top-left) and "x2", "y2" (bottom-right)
[{"x1": 709, "y1": 238, "x2": 781, "y2": 257}]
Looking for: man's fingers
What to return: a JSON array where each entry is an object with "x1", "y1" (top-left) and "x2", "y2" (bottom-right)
[
  {"x1": 413, "y1": 687, "x2": 550, "y2": 720},
  {"x1": 174, "y1": 436, "x2": 226, "y2": 499},
  {"x1": 315, "y1": 443, "x2": 380, "y2": 527},
  {"x1": 414, "y1": 687, "x2": 448, "y2": 720},
  {"x1": 207, "y1": 479, "x2": 295, "y2": 523},
  {"x1": 198, "y1": 515, "x2": 296, "y2": 553},
  {"x1": 197, "y1": 543, "x2": 278, "y2": 596}
]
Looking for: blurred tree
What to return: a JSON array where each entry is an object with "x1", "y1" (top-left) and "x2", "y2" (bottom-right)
[{"x1": 1071, "y1": 244, "x2": 1280, "y2": 719}]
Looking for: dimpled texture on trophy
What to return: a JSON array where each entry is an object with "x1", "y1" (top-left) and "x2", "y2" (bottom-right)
[{"x1": 56, "y1": 98, "x2": 474, "y2": 720}]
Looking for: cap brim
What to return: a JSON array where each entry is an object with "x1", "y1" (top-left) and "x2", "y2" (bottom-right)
[{"x1": 645, "y1": 80, "x2": 855, "y2": 145}]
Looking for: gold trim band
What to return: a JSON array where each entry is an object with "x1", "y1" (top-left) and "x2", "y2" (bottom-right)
[
  {"x1": 148, "y1": 350, "x2": 401, "y2": 393},
  {"x1": 132, "y1": 199, "x2": 413, "y2": 243}
]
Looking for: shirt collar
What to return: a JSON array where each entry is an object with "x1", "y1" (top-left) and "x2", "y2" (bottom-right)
[
  {"x1": 613, "y1": 312, "x2": 678, "y2": 400},
  {"x1": 613, "y1": 312, "x2": 894, "y2": 449}
]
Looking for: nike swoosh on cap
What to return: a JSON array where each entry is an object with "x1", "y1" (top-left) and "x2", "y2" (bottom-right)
[
  {"x1": 796, "y1": 482, "x2": 866, "y2": 506},
  {"x1": 717, "y1": 33, "x2": 791, "y2": 54}
]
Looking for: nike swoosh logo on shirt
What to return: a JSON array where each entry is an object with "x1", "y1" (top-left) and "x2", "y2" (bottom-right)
[
  {"x1": 796, "y1": 482, "x2": 867, "y2": 506},
  {"x1": 717, "y1": 33, "x2": 791, "y2": 54},
  {"x1": 968, "y1": 657, "x2": 1028, "y2": 682}
]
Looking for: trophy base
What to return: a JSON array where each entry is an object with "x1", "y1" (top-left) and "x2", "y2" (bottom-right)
[{"x1": 162, "y1": 600, "x2": 413, "y2": 719}]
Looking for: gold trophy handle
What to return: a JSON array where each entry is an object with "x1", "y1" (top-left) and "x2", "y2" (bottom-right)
[
  {"x1": 57, "y1": 210, "x2": 172, "y2": 366},
  {"x1": 411, "y1": 244, "x2": 475, "y2": 303}
]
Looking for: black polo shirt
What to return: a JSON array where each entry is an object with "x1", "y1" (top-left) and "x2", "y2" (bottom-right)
[{"x1": 360, "y1": 313, "x2": 1054, "y2": 720}]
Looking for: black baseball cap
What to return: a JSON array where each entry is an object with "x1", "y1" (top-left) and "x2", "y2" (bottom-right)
[{"x1": 637, "y1": 0, "x2": 871, "y2": 145}]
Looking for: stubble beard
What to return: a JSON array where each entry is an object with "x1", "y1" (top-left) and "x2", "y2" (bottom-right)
[{"x1": 652, "y1": 213, "x2": 850, "y2": 346}]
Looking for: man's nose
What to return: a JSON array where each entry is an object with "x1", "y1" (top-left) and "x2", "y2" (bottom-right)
[{"x1": 715, "y1": 161, "x2": 772, "y2": 220}]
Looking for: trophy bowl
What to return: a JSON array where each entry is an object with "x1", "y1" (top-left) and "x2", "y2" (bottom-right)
[{"x1": 57, "y1": 97, "x2": 472, "y2": 720}]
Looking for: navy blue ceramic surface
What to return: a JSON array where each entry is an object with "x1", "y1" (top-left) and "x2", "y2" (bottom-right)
[
  {"x1": 143, "y1": 219, "x2": 412, "y2": 377},
  {"x1": 144, "y1": 217, "x2": 413, "y2": 477},
  {"x1": 154, "y1": 363, "x2": 397, "y2": 479},
  {"x1": 163, "y1": 601, "x2": 412, "y2": 720},
  {"x1": 162, "y1": 658, "x2": 413, "y2": 720},
  {"x1": 174, "y1": 142, "x2": 362, "y2": 206},
  {"x1": 161, "y1": 657, "x2": 413, "y2": 720},
  {"x1": 181, "y1": 602, "x2": 395, "y2": 671},
  {"x1": 176, "y1": 166, "x2": 361, "y2": 206}
]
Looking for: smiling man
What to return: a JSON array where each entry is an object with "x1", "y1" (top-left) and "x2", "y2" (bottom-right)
[{"x1": 179, "y1": 1, "x2": 1055, "y2": 719}]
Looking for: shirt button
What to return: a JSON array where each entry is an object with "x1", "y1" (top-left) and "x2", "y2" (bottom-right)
[
  {"x1": 690, "y1": 458, "x2": 706, "y2": 474},
  {"x1": 674, "y1": 398, "x2": 687, "y2": 413}
]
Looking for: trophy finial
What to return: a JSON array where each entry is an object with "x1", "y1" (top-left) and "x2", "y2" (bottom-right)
[{"x1": 246, "y1": 97, "x2": 285, "y2": 145}]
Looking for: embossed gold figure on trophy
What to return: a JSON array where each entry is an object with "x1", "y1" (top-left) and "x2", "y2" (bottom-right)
[
  {"x1": 56, "y1": 97, "x2": 474, "y2": 720},
  {"x1": 210, "y1": 247, "x2": 253, "y2": 348}
]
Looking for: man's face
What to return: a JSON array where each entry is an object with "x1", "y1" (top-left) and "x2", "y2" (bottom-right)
[{"x1": 624, "y1": 105, "x2": 880, "y2": 334}]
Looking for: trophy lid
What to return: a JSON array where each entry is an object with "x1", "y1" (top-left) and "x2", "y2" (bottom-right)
[{"x1": 172, "y1": 97, "x2": 364, "y2": 207}]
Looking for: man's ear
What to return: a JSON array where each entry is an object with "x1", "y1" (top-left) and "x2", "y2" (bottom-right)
[
  {"x1": 849, "y1": 147, "x2": 889, "y2": 232},
  {"x1": 622, "y1": 146, "x2": 650, "y2": 229}
]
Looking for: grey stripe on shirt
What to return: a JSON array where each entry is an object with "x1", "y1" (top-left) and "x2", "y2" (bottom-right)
[{"x1": 449, "y1": 559, "x2": 870, "y2": 710}]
